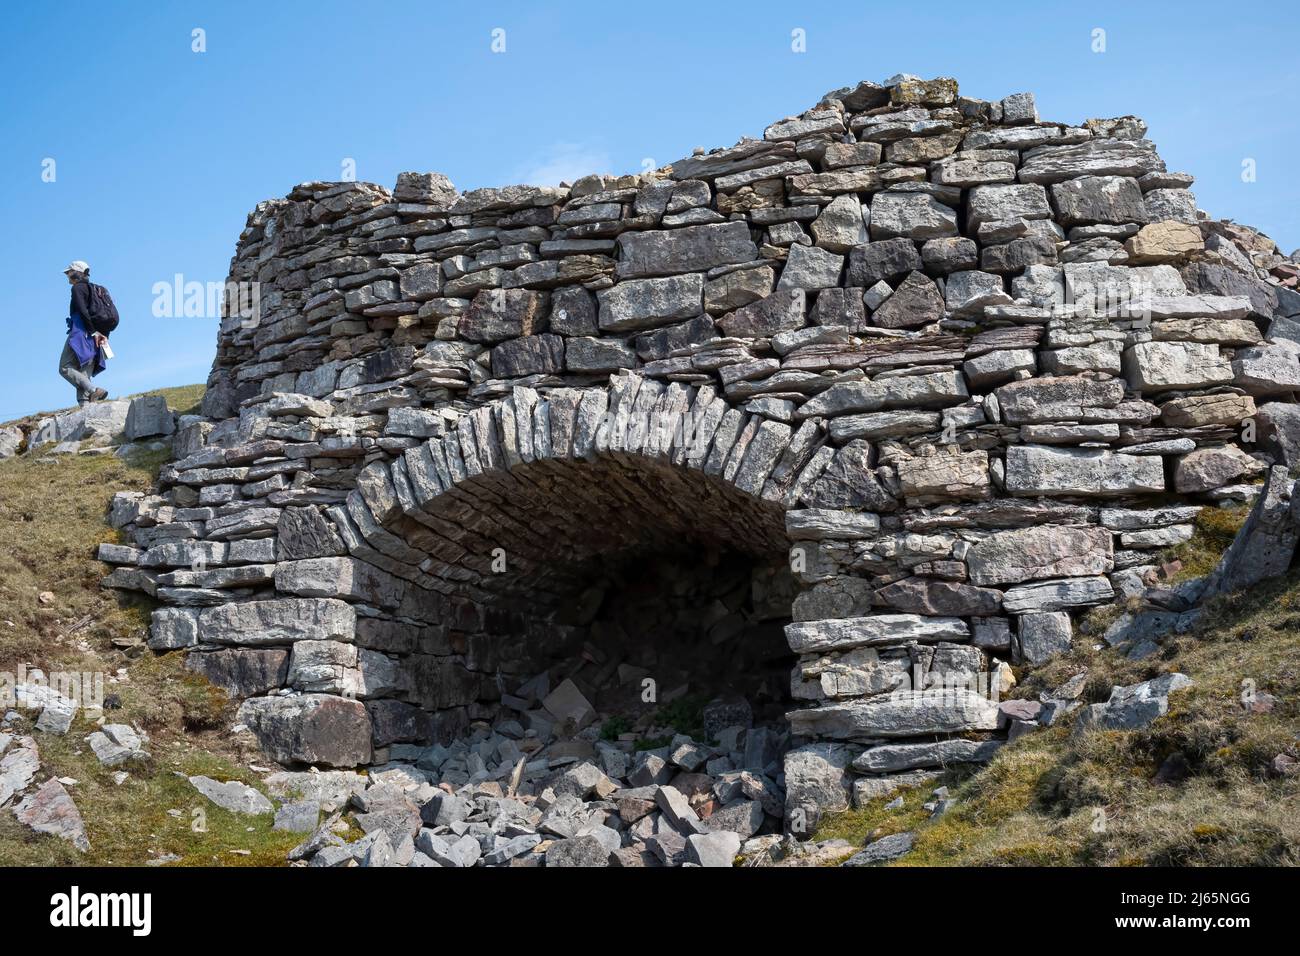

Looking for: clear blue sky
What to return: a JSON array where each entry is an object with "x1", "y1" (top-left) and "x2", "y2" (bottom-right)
[{"x1": 1, "y1": 0, "x2": 1296, "y2": 421}]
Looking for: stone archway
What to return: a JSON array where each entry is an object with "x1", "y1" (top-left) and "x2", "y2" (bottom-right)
[
  {"x1": 251, "y1": 372, "x2": 815, "y2": 763},
  {"x1": 105, "y1": 72, "x2": 1300, "y2": 853},
  {"x1": 340, "y1": 373, "x2": 793, "y2": 610}
]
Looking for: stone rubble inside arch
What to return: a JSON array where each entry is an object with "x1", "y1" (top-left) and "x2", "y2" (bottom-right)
[{"x1": 93, "y1": 71, "x2": 1300, "y2": 863}]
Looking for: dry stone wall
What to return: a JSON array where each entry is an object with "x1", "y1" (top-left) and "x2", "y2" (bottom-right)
[{"x1": 100, "y1": 73, "x2": 1300, "y2": 828}]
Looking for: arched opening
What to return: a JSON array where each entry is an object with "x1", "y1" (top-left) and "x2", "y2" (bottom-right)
[{"x1": 400, "y1": 451, "x2": 799, "y2": 743}]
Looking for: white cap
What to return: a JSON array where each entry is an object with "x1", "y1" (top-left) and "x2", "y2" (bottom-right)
[{"x1": 64, "y1": 260, "x2": 90, "y2": 275}]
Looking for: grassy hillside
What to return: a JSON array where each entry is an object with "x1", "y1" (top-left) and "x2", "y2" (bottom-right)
[{"x1": 0, "y1": 385, "x2": 301, "y2": 866}]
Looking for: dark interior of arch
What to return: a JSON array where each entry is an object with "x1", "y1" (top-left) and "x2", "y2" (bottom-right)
[
  {"x1": 410, "y1": 453, "x2": 798, "y2": 734},
  {"x1": 421, "y1": 453, "x2": 791, "y2": 610}
]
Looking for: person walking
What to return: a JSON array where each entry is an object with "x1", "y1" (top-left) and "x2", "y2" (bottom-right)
[{"x1": 61, "y1": 260, "x2": 111, "y2": 405}]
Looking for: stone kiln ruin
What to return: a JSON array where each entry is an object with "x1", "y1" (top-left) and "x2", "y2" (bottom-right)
[{"x1": 102, "y1": 74, "x2": 1300, "y2": 828}]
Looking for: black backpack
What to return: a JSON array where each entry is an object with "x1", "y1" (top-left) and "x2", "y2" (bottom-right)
[{"x1": 85, "y1": 282, "x2": 119, "y2": 335}]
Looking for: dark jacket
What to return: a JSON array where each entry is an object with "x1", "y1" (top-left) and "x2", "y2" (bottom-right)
[{"x1": 69, "y1": 280, "x2": 94, "y2": 329}]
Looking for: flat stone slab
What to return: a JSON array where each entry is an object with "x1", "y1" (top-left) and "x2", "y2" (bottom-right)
[
  {"x1": 187, "y1": 775, "x2": 275, "y2": 815},
  {"x1": 842, "y1": 831, "x2": 915, "y2": 865},
  {"x1": 785, "y1": 615, "x2": 969, "y2": 653},
  {"x1": 1002, "y1": 576, "x2": 1115, "y2": 614},
  {"x1": 13, "y1": 778, "x2": 90, "y2": 852},
  {"x1": 87, "y1": 724, "x2": 149, "y2": 767},
  {"x1": 1004, "y1": 445, "x2": 1165, "y2": 497},
  {"x1": 0, "y1": 736, "x2": 41, "y2": 801},
  {"x1": 788, "y1": 690, "x2": 1000, "y2": 740},
  {"x1": 967, "y1": 525, "x2": 1113, "y2": 586}
]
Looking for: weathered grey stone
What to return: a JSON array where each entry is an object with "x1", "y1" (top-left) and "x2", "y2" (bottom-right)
[
  {"x1": 790, "y1": 690, "x2": 1000, "y2": 740},
  {"x1": 1005, "y1": 445, "x2": 1165, "y2": 497},
  {"x1": 596, "y1": 274, "x2": 703, "y2": 332},
  {"x1": 1001, "y1": 576, "x2": 1114, "y2": 613},
  {"x1": 853, "y1": 738, "x2": 1001, "y2": 773},
  {"x1": 704, "y1": 265, "x2": 773, "y2": 313},
  {"x1": 0, "y1": 425, "x2": 22, "y2": 459},
  {"x1": 1019, "y1": 139, "x2": 1164, "y2": 184},
  {"x1": 274, "y1": 558, "x2": 403, "y2": 609},
  {"x1": 273, "y1": 799, "x2": 322, "y2": 834},
  {"x1": 546, "y1": 835, "x2": 612, "y2": 867},
  {"x1": 687, "y1": 830, "x2": 741, "y2": 867},
  {"x1": 1201, "y1": 467, "x2": 1300, "y2": 599},
  {"x1": 13, "y1": 778, "x2": 90, "y2": 852},
  {"x1": 1098, "y1": 505, "x2": 1202, "y2": 531},
  {"x1": 1174, "y1": 444, "x2": 1264, "y2": 493},
  {"x1": 717, "y1": 290, "x2": 806, "y2": 337},
  {"x1": 792, "y1": 577, "x2": 875, "y2": 622},
  {"x1": 491, "y1": 334, "x2": 564, "y2": 377},
  {"x1": 544, "y1": 285, "x2": 597, "y2": 336},
  {"x1": 965, "y1": 349, "x2": 1037, "y2": 389},
  {"x1": 777, "y1": 243, "x2": 844, "y2": 291},
  {"x1": 828, "y1": 410, "x2": 940, "y2": 441},
  {"x1": 459, "y1": 289, "x2": 548, "y2": 343},
  {"x1": 565, "y1": 337, "x2": 637, "y2": 373},
  {"x1": 616, "y1": 221, "x2": 757, "y2": 278},
  {"x1": 871, "y1": 271, "x2": 945, "y2": 329},
  {"x1": 968, "y1": 525, "x2": 1114, "y2": 585},
  {"x1": 1232, "y1": 343, "x2": 1300, "y2": 396},
  {"x1": 920, "y1": 237, "x2": 977, "y2": 276},
  {"x1": 0, "y1": 736, "x2": 40, "y2": 797},
  {"x1": 967, "y1": 184, "x2": 1052, "y2": 232},
  {"x1": 198, "y1": 598, "x2": 355, "y2": 646},
  {"x1": 1050, "y1": 176, "x2": 1148, "y2": 226},
  {"x1": 895, "y1": 450, "x2": 990, "y2": 504},
  {"x1": 1159, "y1": 393, "x2": 1256, "y2": 428},
  {"x1": 801, "y1": 442, "x2": 896, "y2": 512},
  {"x1": 29, "y1": 399, "x2": 130, "y2": 446},
  {"x1": 1078, "y1": 673, "x2": 1192, "y2": 731},
  {"x1": 124, "y1": 395, "x2": 176, "y2": 440},
  {"x1": 188, "y1": 775, "x2": 275, "y2": 815},
  {"x1": 981, "y1": 234, "x2": 1058, "y2": 274},
  {"x1": 277, "y1": 506, "x2": 347, "y2": 561},
  {"x1": 186, "y1": 648, "x2": 289, "y2": 697},
  {"x1": 1017, "y1": 612, "x2": 1073, "y2": 664},
  {"x1": 368, "y1": 700, "x2": 434, "y2": 748},
  {"x1": 783, "y1": 743, "x2": 855, "y2": 830},
  {"x1": 811, "y1": 195, "x2": 869, "y2": 252},
  {"x1": 35, "y1": 691, "x2": 77, "y2": 735},
  {"x1": 236, "y1": 694, "x2": 372, "y2": 767},
  {"x1": 149, "y1": 607, "x2": 200, "y2": 650},
  {"x1": 870, "y1": 191, "x2": 958, "y2": 240},
  {"x1": 873, "y1": 578, "x2": 1002, "y2": 616},
  {"x1": 847, "y1": 238, "x2": 922, "y2": 287},
  {"x1": 288, "y1": 640, "x2": 358, "y2": 694},
  {"x1": 1124, "y1": 341, "x2": 1232, "y2": 392},
  {"x1": 1257, "y1": 403, "x2": 1300, "y2": 470},
  {"x1": 785, "y1": 615, "x2": 968, "y2": 653},
  {"x1": 87, "y1": 724, "x2": 149, "y2": 767},
  {"x1": 842, "y1": 831, "x2": 915, "y2": 865},
  {"x1": 996, "y1": 375, "x2": 1122, "y2": 424},
  {"x1": 945, "y1": 269, "x2": 1011, "y2": 317}
]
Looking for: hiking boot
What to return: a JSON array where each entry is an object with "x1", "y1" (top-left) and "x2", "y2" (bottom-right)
[{"x1": 90, "y1": 387, "x2": 109, "y2": 402}]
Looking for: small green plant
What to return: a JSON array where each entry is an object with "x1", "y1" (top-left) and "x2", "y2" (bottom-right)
[{"x1": 600, "y1": 715, "x2": 632, "y2": 741}]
